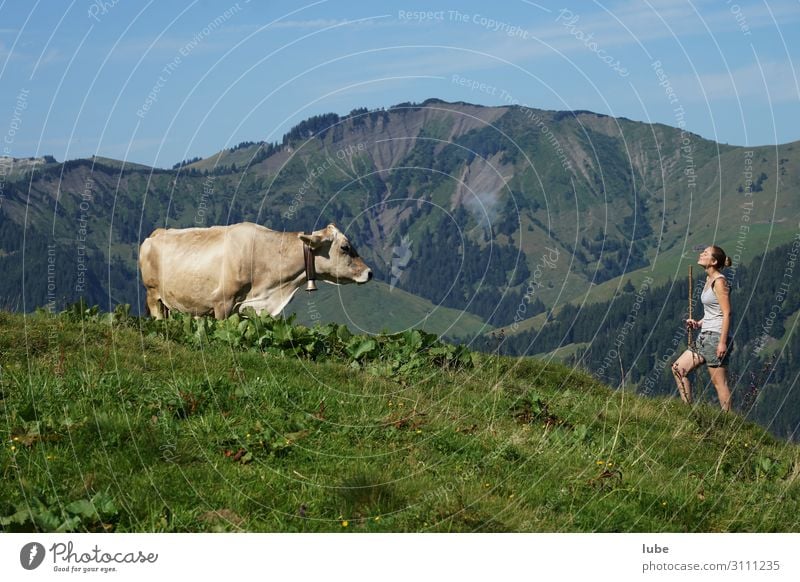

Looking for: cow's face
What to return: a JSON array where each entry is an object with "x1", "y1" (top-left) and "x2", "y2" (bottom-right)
[{"x1": 299, "y1": 224, "x2": 373, "y2": 285}]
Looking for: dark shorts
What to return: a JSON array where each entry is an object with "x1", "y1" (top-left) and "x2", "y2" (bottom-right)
[{"x1": 692, "y1": 331, "x2": 732, "y2": 367}]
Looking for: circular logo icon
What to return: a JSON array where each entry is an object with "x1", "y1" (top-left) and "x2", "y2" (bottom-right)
[{"x1": 20, "y1": 542, "x2": 46, "y2": 570}]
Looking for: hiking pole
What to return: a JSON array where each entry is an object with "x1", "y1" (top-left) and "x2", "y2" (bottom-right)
[{"x1": 688, "y1": 265, "x2": 695, "y2": 350}]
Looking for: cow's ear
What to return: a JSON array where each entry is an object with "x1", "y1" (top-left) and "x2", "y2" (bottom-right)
[{"x1": 298, "y1": 231, "x2": 332, "y2": 250}]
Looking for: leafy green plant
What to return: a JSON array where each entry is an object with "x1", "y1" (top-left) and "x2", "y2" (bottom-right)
[
  {"x1": 755, "y1": 455, "x2": 785, "y2": 481},
  {"x1": 1, "y1": 491, "x2": 119, "y2": 532},
  {"x1": 58, "y1": 302, "x2": 475, "y2": 378}
]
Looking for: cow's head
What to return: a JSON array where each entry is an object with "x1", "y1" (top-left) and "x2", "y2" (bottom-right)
[{"x1": 299, "y1": 224, "x2": 372, "y2": 285}]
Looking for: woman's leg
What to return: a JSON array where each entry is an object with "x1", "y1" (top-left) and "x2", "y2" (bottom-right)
[
  {"x1": 671, "y1": 349, "x2": 704, "y2": 404},
  {"x1": 708, "y1": 366, "x2": 732, "y2": 412}
]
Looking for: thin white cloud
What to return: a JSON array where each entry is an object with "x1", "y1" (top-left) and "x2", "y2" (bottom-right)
[
  {"x1": 611, "y1": 0, "x2": 800, "y2": 43},
  {"x1": 35, "y1": 48, "x2": 63, "y2": 67},
  {"x1": 0, "y1": 41, "x2": 27, "y2": 62},
  {"x1": 112, "y1": 14, "x2": 392, "y2": 61},
  {"x1": 473, "y1": 0, "x2": 800, "y2": 70},
  {"x1": 266, "y1": 18, "x2": 350, "y2": 29},
  {"x1": 674, "y1": 61, "x2": 800, "y2": 102},
  {"x1": 348, "y1": 0, "x2": 800, "y2": 95},
  {"x1": 111, "y1": 36, "x2": 229, "y2": 59},
  {"x1": 221, "y1": 16, "x2": 395, "y2": 36}
]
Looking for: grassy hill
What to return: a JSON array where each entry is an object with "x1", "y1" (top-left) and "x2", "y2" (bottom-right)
[
  {"x1": 181, "y1": 142, "x2": 267, "y2": 173},
  {"x1": 1, "y1": 309, "x2": 798, "y2": 532}
]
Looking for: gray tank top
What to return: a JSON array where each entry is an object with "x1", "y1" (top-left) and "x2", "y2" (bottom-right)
[{"x1": 701, "y1": 276, "x2": 726, "y2": 333}]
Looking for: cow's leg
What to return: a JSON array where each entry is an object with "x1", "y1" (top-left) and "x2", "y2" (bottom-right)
[
  {"x1": 145, "y1": 288, "x2": 165, "y2": 319},
  {"x1": 213, "y1": 299, "x2": 234, "y2": 320}
]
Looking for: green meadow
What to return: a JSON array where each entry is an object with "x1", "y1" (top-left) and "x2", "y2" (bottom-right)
[{"x1": 1, "y1": 308, "x2": 798, "y2": 532}]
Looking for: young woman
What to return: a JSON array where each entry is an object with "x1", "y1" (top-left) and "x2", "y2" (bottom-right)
[{"x1": 671, "y1": 246, "x2": 733, "y2": 411}]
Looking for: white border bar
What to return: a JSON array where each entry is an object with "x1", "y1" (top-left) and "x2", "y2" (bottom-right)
[{"x1": 2, "y1": 533, "x2": 798, "y2": 581}]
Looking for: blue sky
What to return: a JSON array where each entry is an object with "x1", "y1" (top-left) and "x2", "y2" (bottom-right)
[{"x1": 1, "y1": 0, "x2": 798, "y2": 167}]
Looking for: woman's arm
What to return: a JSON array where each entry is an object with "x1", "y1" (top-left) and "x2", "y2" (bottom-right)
[{"x1": 715, "y1": 277, "x2": 731, "y2": 356}]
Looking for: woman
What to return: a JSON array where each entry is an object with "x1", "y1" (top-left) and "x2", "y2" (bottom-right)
[{"x1": 671, "y1": 246, "x2": 733, "y2": 411}]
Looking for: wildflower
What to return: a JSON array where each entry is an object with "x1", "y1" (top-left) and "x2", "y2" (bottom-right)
[
  {"x1": 374, "y1": 516, "x2": 381, "y2": 522},
  {"x1": 341, "y1": 520, "x2": 349, "y2": 527}
]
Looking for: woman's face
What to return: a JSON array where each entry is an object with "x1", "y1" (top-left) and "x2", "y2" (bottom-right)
[{"x1": 698, "y1": 247, "x2": 716, "y2": 268}]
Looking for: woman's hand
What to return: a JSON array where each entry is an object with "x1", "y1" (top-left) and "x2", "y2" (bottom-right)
[
  {"x1": 685, "y1": 319, "x2": 702, "y2": 329},
  {"x1": 716, "y1": 340, "x2": 728, "y2": 360}
]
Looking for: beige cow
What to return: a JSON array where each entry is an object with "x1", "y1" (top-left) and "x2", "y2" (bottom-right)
[{"x1": 139, "y1": 222, "x2": 372, "y2": 319}]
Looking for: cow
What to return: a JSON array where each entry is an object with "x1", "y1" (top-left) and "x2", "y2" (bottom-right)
[{"x1": 138, "y1": 222, "x2": 372, "y2": 319}]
